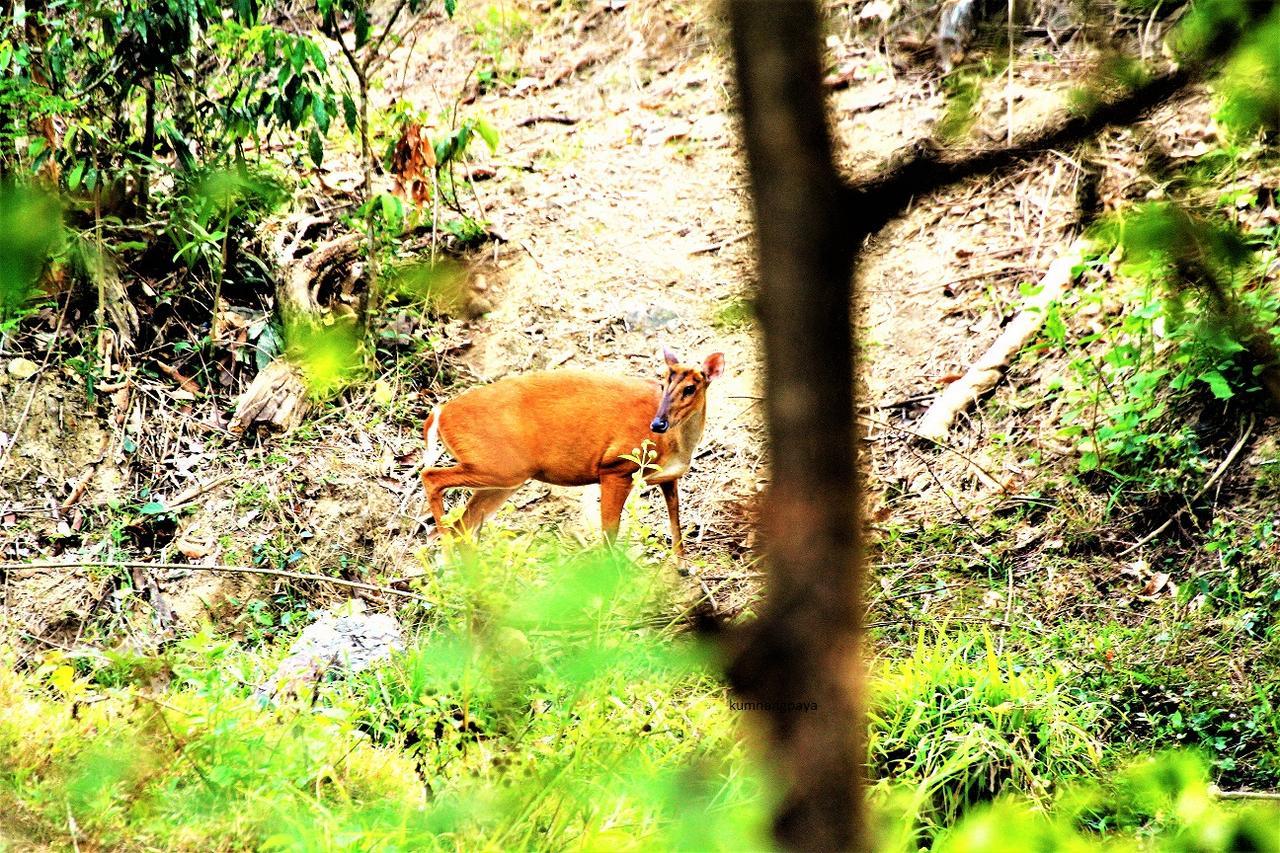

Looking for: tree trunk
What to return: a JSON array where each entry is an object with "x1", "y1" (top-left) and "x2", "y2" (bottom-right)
[
  {"x1": 724, "y1": 2, "x2": 866, "y2": 851},
  {"x1": 230, "y1": 235, "x2": 363, "y2": 437}
]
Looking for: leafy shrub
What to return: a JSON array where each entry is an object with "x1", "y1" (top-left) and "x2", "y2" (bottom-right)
[
  {"x1": 869, "y1": 631, "x2": 1103, "y2": 841},
  {"x1": 1057, "y1": 204, "x2": 1278, "y2": 485},
  {"x1": 928, "y1": 751, "x2": 1280, "y2": 852},
  {"x1": 0, "y1": 541, "x2": 770, "y2": 850}
]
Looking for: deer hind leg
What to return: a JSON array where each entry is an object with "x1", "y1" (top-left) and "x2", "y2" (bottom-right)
[
  {"x1": 421, "y1": 465, "x2": 525, "y2": 538},
  {"x1": 458, "y1": 487, "x2": 520, "y2": 536}
]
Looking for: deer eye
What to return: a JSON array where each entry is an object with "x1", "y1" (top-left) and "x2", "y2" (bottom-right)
[{"x1": 682, "y1": 385, "x2": 696, "y2": 398}]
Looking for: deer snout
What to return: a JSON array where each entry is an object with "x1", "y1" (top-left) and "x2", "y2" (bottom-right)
[{"x1": 650, "y1": 416, "x2": 669, "y2": 433}]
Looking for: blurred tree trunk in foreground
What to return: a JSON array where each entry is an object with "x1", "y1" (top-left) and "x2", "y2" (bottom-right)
[{"x1": 725, "y1": 3, "x2": 865, "y2": 850}]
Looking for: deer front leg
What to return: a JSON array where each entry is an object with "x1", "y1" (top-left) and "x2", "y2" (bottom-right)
[{"x1": 660, "y1": 479, "x2": 691, "y2": 571}]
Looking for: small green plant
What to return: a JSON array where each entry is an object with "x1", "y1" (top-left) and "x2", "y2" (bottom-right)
[
  {"x1": 470, "y1": 4, "x2": 531, "y2": 91},
  {"x1": 712, "y1": 296, "x2": 756, "y2": 331},
  {"x1": 622, "y1": 438, "x2": 660, "y2": 485},
  {"x1": 1057, "y1": 205, "x2": 1277, "y2": 485},
  {"x1": 869, "y1": 630, "x2": 1103, "y2": 841}
]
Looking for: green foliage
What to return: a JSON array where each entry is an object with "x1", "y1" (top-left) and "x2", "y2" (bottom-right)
[
  {"x1": 0, "y1": 541, "x2": 769, "y2": 850},
  {"x1": 711, "y1": 296, "x2": 756, "y2": 332},
  {"x1": 166, "y1": 164, "x2": 289, "y2": 281},
  {"x1": 937, "y1": 69, "x2": 987, "y2": 142},
  {"x1": 286, "y1": 317, "x2": 365, "y2": 398},
  {"x1": 1213, "y1": 5, "x2": 1280, "y2": 139},
  {"x1": 384, "y1": 259, "x2": 467, "y2": 314},
  {"x1": 869, "y1": 631, "x2": 1103, "y2": 841},
  {"x1": 1069, "y1": 54, "x2": 1151, "y2": 117},
  {"x1": 0, "y1": 183, "x2": 62, "y2": 325},
  {"x1": 920, "y1": 752, "x2": 1280, "y2": 852},
  {"x1": 0, "y1": 2, "x2": 337, "y2": 185},
  {"x1": 1056, "y1": 205, "x2": 1277, "y2": 482},
  {"x1": 1071, "y1": 617, "x2": 1280, "y2": 788},
  {"x1": 470, "y1": 3, "x2": 531, "y2": 91}
]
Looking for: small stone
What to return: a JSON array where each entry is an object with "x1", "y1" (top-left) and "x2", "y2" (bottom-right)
[{"x1": 7, "y1": 358, "x2": 39, "y2": 380}]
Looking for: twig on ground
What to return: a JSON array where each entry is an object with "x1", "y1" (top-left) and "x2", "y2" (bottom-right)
[
  {"x1": 688, "y1": 231, "x2": 752, "y2": 255},
  {"x1": 865, "y1": 614, "x2": 1046, "y2": 636},
  {"x1": 167, "y1": 473, "x2": 239, "y2": 510},
  {"x1": 857, "y1": 412, "x2": 1009, "y2": 493},
  {"x1": 1118, "y1": 414, "x2": 1256, "y2": 557},
  {"x1": 515, "y1": 114, "x2": 579, "y2": 127},
  {"x1": 4, "y1": 560, "x2": 431, "y2": 604},
  {"x1": 1210, "y1": 788, "x2": 1280, "y2": 801}
]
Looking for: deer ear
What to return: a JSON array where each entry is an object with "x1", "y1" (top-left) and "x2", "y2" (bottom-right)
[
  {"x1": 703, "y1": 352, "x2": 725, "y2": 381},
  {"x1": 662, "y1": 346, "x2": 680, "y2": 368}
]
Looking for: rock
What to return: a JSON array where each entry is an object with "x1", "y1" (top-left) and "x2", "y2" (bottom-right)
[
  {"x1": 7, "y1": 357, "x2": 39, "y2": 380},
  {"x1": 254, "y1": 602, "x2": 404, "y2": 702},
  {"x1": 621, "y1": 301, "x2": 679, "y2": 331}
]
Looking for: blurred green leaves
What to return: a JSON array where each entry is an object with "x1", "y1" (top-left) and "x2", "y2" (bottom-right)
[
  {"x1": 384, "y1": 258, "x2": 465, "y2": 313},
  {"x1": 0, "y1": 182, "x2": 62, "y2": 321},
  {"x1": 285, "y1": 317, "x2": 363, "y2": 398},
  {"x1": 1109, "y1": 203, "x2": 1252, "y2": 276},
  {"x1": 1214, "y1": 6, "x2": 1280, "y2": 139}
]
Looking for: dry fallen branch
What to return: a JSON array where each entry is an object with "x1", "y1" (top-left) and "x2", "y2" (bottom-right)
[
  {"x1": 915, "y1": 238, "x2": 1089, "y2": 443},
  {"x1": 1118, "y1": 414, "x2": 1256, "y2": 557},
  {"x1": 4, "y1": 560, "x2": 431, "y2": 605}
]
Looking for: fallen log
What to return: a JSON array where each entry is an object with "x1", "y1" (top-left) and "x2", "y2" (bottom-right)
[
  {"x1": 230, "y1": 233, "x2": 364, "y2": 437},
  {"x1": 914, "y1": 238, "x2": 1089, "y2": 443}
]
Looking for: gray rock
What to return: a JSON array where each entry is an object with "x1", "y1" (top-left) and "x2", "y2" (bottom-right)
[
  {"x1": 255, "y1": 604, "x2": 404, "y2": 703},
  {"x1": 621, "y1": 301, "x2": 679, "y2": 332}
]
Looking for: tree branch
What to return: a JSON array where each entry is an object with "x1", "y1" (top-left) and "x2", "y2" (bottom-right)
[
  {"x1": 848, "y1": 0, "x2": 1275, "y2": 238},
  {"x1": 845, "y1": 66, "x2": 1195, "y2": 235}
]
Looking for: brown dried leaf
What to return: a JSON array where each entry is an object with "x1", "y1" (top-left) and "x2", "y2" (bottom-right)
[
  {"x1": 155, "y1": 360, "x2": 198, "y2": 393},
  {"x1": 1139, "y1": 571, "x2": 1171, "y2": 597},
  {"x1": 390, "y1": 122, "x2": 436, "y2": 206}
]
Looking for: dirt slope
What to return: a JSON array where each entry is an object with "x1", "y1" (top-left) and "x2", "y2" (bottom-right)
[{"x1": 2, "y1": 1, "x2": 1234, "y2": 637}]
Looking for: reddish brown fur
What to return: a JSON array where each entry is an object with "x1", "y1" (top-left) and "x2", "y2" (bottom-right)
[{"x1": 421, "y1": 352, "x2": 725, "y2": 559}]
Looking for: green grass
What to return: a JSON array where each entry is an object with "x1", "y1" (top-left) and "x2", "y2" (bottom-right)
[
  {"x1": 869, "y1": 631, "x2": 1104, "y2": 841},
  {"x1": 0, "y1": 538, "x2": 770, "y2": 850}
]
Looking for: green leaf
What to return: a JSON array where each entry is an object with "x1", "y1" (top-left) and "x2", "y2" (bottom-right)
[
  {"x1": 354, "y1": 6, "x2": 370, "y2": 47},
  {"x1": 474, "y1": 117, "x2": 499, "y2": 153},
  {"x1": 343, "y1": 94, "x2": 358, "y2": 132},
  {"x1": 314, "y1": 97, "x2": 332, "y2": 134},
  {"x1": 1201, "y1": 370, "x2": 1233, "y2": 400},
  {"x1": 139, "y1": 500, "x2": 168, "y2": 516},
  {"x1": 379, "y1": 193, "x2": 403, "y2": 229},
  {"x1": 66, "y1": 161, "x2": 85, "y2": 191},
  {"x1": 309, "y1": 130, "x2": 324, "y2": 167},
  {"x1": 445, "y1": 0, "x2": 457, "y2": 17}
]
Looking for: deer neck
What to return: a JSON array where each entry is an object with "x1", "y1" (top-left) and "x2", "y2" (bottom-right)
[{"x1": 651, "y1": 407, "x2": 705, "y2": 481}]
